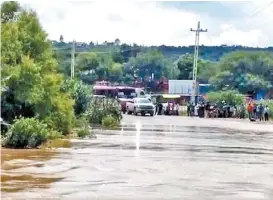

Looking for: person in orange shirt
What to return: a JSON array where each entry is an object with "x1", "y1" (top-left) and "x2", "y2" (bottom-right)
[{"x1": 247, "y1": 103, "x2": 253, "y2": 119}]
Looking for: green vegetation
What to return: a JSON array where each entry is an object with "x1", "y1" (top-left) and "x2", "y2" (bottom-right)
[
  {"x1": 102, "y1": 116, "x2": 119, "y2": 128},
  {"x1": 1, "y1": 2, "x2": 272, "y2": 147},
  {"x1": 84, "y1": 98, "x2": 122, "y2": 125},
  {"x1": 75, "y1": 116, "x2": 91, "y2": 138},
  {"x1": 2, "y1": 117, "x2": 61, "y2": 148},
  {"x1": 207, "y1": 90, "x2": 244, "y2": 106},
  {"x1": 77, "y1": 128, "x2": 90, "y2": 138},
  {"x1": 61, "y1": 79, "x2": 92, "y2": 116},
  {"x1": 209, "y1": 51, "x2": 273, "y2": 94},
  {"x1": 0, "y1": 2, "x2": 122, "y2": 148},
  {"x1": 1, "y1": 1, "x2": 75, "y2": 145},
  {"x1": 54, "y1": 39, "x2": 273, "y2": 96}
]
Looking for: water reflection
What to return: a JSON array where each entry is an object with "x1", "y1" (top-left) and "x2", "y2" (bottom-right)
[
  {"x1": 135, "y1": 121, "x2": 141, "y2": 151},
  {"x1": 2, "y1": 124, "x2": 273, "y2": 200}
]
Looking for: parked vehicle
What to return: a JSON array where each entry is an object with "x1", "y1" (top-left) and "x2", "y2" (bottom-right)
[
  {"x1": 93, "y1": 81, "x2": 117, "y2": 98},
  {"x1": 1, "y1": 117, "x2": 10, "y2": 134},
  {"x1": 126, "y1": 98, "x2": 155, "y2": 116},
  {"x1": 93, "y1": 95, "x2": 106, "y2": 99},
  {"x1": 116, "y1": 86, "x2": 137, "y2": 114}
]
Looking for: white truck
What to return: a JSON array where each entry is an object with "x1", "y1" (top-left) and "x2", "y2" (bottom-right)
[{"x1": 126, "y1": 98, "x2": 155, "y2": 116}]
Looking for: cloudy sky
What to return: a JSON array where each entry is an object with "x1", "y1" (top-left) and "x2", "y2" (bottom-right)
[{"x1": 21, "y1": 0, "x2": 273, "y2": 47}]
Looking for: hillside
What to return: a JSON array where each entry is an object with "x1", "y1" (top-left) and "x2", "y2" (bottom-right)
[{"x1": 52, "y1": 40, "x2": 273, "y2": 62}]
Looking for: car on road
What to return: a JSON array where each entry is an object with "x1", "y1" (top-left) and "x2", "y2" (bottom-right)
[{"x1": 126, "y1": 98, "x2": 155, "y2": 116}]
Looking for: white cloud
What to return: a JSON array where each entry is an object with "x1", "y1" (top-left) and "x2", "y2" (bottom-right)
[{"x1": 20, "y1": 1, "x2": 273, "y2": 47}]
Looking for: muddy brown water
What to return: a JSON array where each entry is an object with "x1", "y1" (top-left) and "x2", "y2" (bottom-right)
[{"x1": 1, "y1": 121, "x2": 273, "y2": 200}]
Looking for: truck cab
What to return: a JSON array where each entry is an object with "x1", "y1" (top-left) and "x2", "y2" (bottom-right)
[{"x1": 126, "y1": 97, "x2": 155, "y2": 116}]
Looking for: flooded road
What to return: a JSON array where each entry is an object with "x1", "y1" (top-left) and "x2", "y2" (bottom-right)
[{"x1": 2, "y1": 116, "x2": 273, "y2": 200}]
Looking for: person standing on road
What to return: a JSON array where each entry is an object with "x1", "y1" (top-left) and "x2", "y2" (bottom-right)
[
  {"x1": 253, "y1": 103, "x2": 257, "y2": 119},
  {"x1": 264, "y1": 105, "x2": 270, "y2": 121},
  {"x1": 194, "y1": 103, "x2": 199, "y2": 116},
  {"x1": 257, "y1": 103, "x2": 264, "y2": 121},
  {"x1": 247, "y1": 103, "x2": 253, "y2": 120},
  {"x1": 175, "y1": 102, "x2": 180, "y2": 116},
  {"x1": 190, "y1": 103, "x2": 194, "y2": 116},
  {"x1": 239, "y1": 104, "x2": 246, "y2": 119},
  {"x1": 205, "y1": 102, "x2": 210, "y2": 118},
  {"x1": 187, "y1": 102, "x2": 191, "y2": 116}
]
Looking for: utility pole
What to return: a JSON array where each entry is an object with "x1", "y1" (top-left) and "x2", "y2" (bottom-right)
[
  {"x1": 190, "y1": 21, "x2": 207, "y2": 104},
  {"x1": 71, "y1": 40, "x2": 75, "y2": 79}
]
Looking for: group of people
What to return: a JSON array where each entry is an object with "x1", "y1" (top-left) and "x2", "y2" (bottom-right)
[
  {"x1": 186, "y1": 101, "x2": 270, "y2": 121},
  {"x1": 186, "y1": 102, "x2": 207, "y2": 118},
  {"x1": 155, "y1": 101, "x2": 180, "y2": 115},
  {"x1": 247, "y1": 103, "x2": 270, "y2": 121}
]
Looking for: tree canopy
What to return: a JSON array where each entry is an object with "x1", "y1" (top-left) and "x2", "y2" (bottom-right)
[
  {"x1": 1, "y1": 2, "x2": 75, "y2": 134},
  {"x1": 209, "y1": 51, "x2": 273, "y2": 93},
  {"x1": 127, "y1": 50, "x2": 179, "y2": 81}
]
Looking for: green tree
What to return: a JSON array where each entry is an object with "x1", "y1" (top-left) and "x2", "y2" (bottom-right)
[
  {"x1": 128, "y1": 50, "x2": 179, "y2": 81},
  {"x1": 1, "y1": 1, "x2": 20, "y2": 23},
  {"x1": 75, "y1": 52, "x2": 100, "y2": 72},
  {"x1": 176, "y1": 53, "x2": 194, "y2": 80},
  {"x1": 175, "y1": 53, "x2": 215, "y2": 82},
  {"x1": 61, "y1": 79, "x2": 92, "y2": 115},
  {"x1": 207, "y1": 90, "x2": 244, "y2": 105},
  {"x1": 209, "y1": 51, "x2": 273, "y2": 93},
  {"x1": 1, "y1": 2, "x2": 75, "y2": 134},
  {"x1": 108, "y1": 63, "x2": 123, "y2": 82}
]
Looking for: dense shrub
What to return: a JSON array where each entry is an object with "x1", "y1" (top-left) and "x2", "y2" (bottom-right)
[
  {"x1": 102, "y1": 116, "x2": 119, "y2": 128},
  {"x1": 77, "y1": 129, "x2": 89, "y2": 138},
  {"x1": 2, "y1": 117, "x2": 61, "y2": 148},
  {"x1": 85, "y1": 98, "x2": 122, "y2": 125},
  {"x1": 207, "y1": 90, "x2": 244, "y2": 105},
  {"x1": 61, "y1": 79, "x2": 92, "y2": 115},
  {"x1": 75, "y1": 116, "x2": 91, "y2": 138},
  {"x1": 43, "y1": 93, "x2": 75, "y2": 134}
]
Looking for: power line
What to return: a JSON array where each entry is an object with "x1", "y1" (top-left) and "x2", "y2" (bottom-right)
[
  {"x1": 222, "y1": 1, "x2": 273, "y2": 33},
  {"x1": 190, "y1": 21, "x2": 207, "y2": 104},
  {"x1": 247, "y1": 1, "x2": 273, "y2": 20},
  {"x1": 201, "y1": 1, "x2": 273, "y2": 46}
]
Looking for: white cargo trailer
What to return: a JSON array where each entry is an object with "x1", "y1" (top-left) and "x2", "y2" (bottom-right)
[{"x1": 168, "y1": 80, "x2": 199, "y2": 96}]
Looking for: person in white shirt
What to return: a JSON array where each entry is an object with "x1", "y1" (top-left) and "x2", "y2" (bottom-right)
[
  {"x1": 194, "y1": 104, "x2": 199, "y2": 116},
  {"x1": 264, "y1": 105, "x2": 270, "y2": 121},
  {"x1": 174, "y1": 103, "x2": 180, "y2": 116}
]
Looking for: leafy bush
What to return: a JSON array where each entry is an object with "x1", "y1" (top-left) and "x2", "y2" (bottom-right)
[
  {"x1": 2, "y1": 117, "x2": 61, "y2": 148},
  {"x1": 75, "y1": 116, "x2": 91, "y2": 138},
  {"x1": 77, "y1": 129, "x2": 89, "y2": 138},
  {"x1": 102, "y1": 116, "x2": 119, "y2": 128},
  {"x1": 43, "y1": 93, "x2": 75, "y2": 135},
  {"x1": 85, "y1": 98, "x2": 122, "y2": 125},
  {"x1": 61, "y1": 79, "x2": 92, "y2": 115},
  {"x1": 207, "y1": 90, "x2": 244, "y2": 105}
]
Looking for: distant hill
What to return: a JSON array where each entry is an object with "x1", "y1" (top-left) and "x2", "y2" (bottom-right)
[{"x1": 51, "y1": 40, "x2": 273, "y2": 62}]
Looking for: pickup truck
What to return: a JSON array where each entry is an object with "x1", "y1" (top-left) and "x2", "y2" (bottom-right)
[{"x1": 126, "y1": 98, "x2": 155, "y2": 116}]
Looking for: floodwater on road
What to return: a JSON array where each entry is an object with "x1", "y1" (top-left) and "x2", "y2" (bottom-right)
[{"x1": 2, "y1": 116, "x2": 273, "y2": 200}]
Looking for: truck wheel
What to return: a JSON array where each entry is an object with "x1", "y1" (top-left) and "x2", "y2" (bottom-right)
[
  {"x1": 141, "y1": 112, "x2": 145, "y2": 116},
  {"x1": 150, "y1": 112, "x2": 154, "y2": 117},
  {"x1": 127, "y1": 107, "x2": 131, "y2": 114}
]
